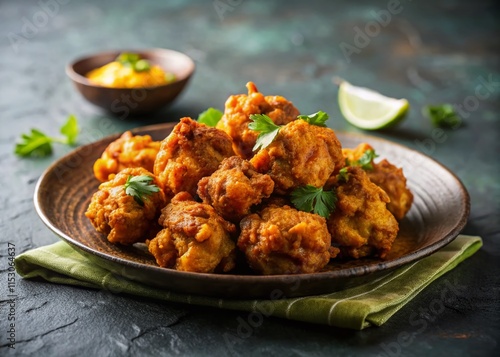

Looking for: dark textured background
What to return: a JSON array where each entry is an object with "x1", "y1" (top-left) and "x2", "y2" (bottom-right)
[{"x1": 0, "y1": 0, "x2": 499, "y2": 356}]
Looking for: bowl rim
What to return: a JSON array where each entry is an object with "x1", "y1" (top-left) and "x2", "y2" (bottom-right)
[{"x1": 66, "y1": 48, "x2": 196, "y2": 90}]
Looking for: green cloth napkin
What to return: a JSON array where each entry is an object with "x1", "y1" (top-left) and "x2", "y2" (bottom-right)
[{"x1": 15, "y1": 235, "x2": 481, "y2": 330}]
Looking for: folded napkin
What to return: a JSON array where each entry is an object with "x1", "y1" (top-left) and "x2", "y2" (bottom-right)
[{"x1": 15, "y1": 235, "x2": 481, "y2": 330}]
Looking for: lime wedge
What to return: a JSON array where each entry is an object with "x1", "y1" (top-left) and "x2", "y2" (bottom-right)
[{"x1": 338, "y1": 81, "x2": 409, "y2": 130}]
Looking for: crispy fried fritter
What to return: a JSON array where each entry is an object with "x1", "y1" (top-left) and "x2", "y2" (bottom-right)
[
  {"x1": 148, "y1": 192, "x2": 236, "y2": 273},
  {"x1": 93, "y1": 131, "x2": 161, "y2": 182},
  {"x1": 250, "y1": 120, "x2": 344, "y2": 194},
  {"x1": 85, "y1": 168, "x2": 167, "y2": 245},
  {"x1": 216, "y1": 82, "x2": 300, "y2": 159},
  {"x1": 197, "y1": 156, "x2": 275, "y2": 223},
  {"x1": 342, "y1": 143, "x2": 413, "y2": 220},
  {"x1": 327, "y1": 166, "x2": 399, "y2": 259},
  {"x1": 238, "y1": 204, "x2": 336, "y2": 274},
  {"x1": 154, "y1": 117, "x2": 235, "y2": 198}
]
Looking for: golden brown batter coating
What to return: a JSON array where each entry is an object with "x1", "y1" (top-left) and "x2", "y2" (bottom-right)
[
  {"x1": 327, "y1": 166, "x2": 399, "y2": 259},
  {"x1": 85, "y1": 167, "x2": 167, "y2": 245},
  {"x1": 342, "y1": 143, "x2": 413, "y2": 220},
  {"x1": 154, "y1": 117, "x2": 235, "y2": 198},
  {"x1": 93, "y1": 131, "x2": 161, "y2": 182},
  {"x1": 250, "y1": 120, "x2": 344, "y2": 194},
  {"x1": 238, "y1": 204, "x2": 336, "y2": 275},
  {"x1": 216, "y1": 82, "x2": 300, "y2": 159},
  {"x1": 197, "y1": 156, "x2": 275, "y2": 223},
  {"x1": 148, "y1": 192, "x2": 237, "y2": 273}
]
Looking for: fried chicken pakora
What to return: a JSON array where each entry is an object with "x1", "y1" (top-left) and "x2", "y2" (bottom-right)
[
  {"x1": 85, "y1": 167, "x2": 167, "y2": 245},
  {"x1": 238, "y1": 204, "x2": 337, "y2": 274},
  {"x1": 216, "y1": 82, "x2": 300, "y2": 159},
  {"x1": 148, "y1": 192, "x2": 237, "y2": 273},
  {"x1": 93, "y1": 131, "x2": 160, "y2": 182},
  {"x1": 154, "y1": 117, "x2": 235, "y2": 198},
  {"x1": 250, "y1": 119, "x2": 344, "y2": 194},
  {"x1": 343, "y1": 143, "x2": 413, "y2": 220},
  {"x1": 327, "y1": 166, "x2": 399, "y2": 259},
  {"x1": 197, "y1": 156, "x2": 275, "y2": 223}
]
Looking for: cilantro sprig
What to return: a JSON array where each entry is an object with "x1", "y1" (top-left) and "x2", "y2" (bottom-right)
[
  {"x1": 14, "y1": 115, "x2": 79, "y2": 157},
  {"x1": 422, "y1": 104, "x2": 462, "y2": 129},
  {"x1": 248, "y1": 114, "x2": 281, "y2": 151},
  {"x1": 346, "y1": 149, "x2": 378, "y2": 170},
  {"x1": 291, "y1": 185, "x2": 337, "y2": 219},
  {"x1": 297, "y1": 111, "x2": 329, "y2": 127},
  {"x1": 197, "y1": 107, "x2": 223, "y2": 127},
  {"x1": 337, "y1": 167, "x2": 349, "y2": 182},
  {"x1": 117, "y1": 53, "x2": 151, "y2": 72},
  {"x1": 124, "y1": 175, "x2": 160, "y2": 206}
]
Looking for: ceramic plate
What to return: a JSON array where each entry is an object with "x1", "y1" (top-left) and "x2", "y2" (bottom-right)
[{"x1": 34, "y1": 123, "x2": 470, "y2": 298}]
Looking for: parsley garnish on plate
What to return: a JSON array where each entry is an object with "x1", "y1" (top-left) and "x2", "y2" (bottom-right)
[
  {"x1": 248, "y1": 114, "x2": 281, "y2": 151},
  {"x1": 291, "y1": 185, "x2": 337, "y2": 219},
  {"x1": 346, "y1": 149, "x2": 378, "y2": 171},
  {"x1": 422, "y1": 104, "x2": 462, "y2": 129},
  {"x1": 14, "y1": 114, "x2": 79, "y2": 157},
  {"x1": 297, "y1": 111, "x2": 329, "y2": 127},
  {"x1": 197, "y1": 107, "x2": 223, "y2": 127},
  {"x1": 124, "y1": 175, "x2": 160, "y2": 206}
]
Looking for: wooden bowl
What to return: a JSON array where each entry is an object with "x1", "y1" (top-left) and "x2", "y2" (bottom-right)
[{"x1": 66, "y1": 49, "x2": 195, "y2": 117}]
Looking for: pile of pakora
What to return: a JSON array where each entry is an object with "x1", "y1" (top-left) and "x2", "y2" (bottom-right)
[{"x1": 85, "y1": 82, "x2": 413, "y2": 275}]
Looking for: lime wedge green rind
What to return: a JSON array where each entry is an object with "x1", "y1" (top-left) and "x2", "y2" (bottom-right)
[{"x1": 338, "y1": 81, "x2": 409, "y2": 130}]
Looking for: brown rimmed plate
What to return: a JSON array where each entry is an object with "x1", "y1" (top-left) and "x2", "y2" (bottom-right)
[{"x1": 34, "y1": 123, "x2": 470, "y2": 298}]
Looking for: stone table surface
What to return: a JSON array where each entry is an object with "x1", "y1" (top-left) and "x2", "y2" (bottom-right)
[{"x1": 0, "y1": 0, "x2": 499, "y2": 356}]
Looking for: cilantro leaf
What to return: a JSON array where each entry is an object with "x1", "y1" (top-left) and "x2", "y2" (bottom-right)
[
  {"x1": 347, "y1": 149, "x2": 378, "y2": 170},
  {"x1": 248, "y1": 114, "x2": 281, "y2": 151},
  {"x1": 197, "y1": 107, "x2": 223, "y2": 127},
  {"x1": 297, "y1": 111, "x2": 329, "y2": 127},
  {"x1": 356, "y1": 149, "x2": 378, "y2": 170},
  {"x1": 422, "y1": 104, "x2": 462, "y2": 129},
  {"x1": 124, "y1": 175, "x2": 160, "y2": 206},
  {"x1": 134, "y1": 59, "x2": 151, "y2": 72},
  {"x1": 116, "y1": 53, "x2": 152, "y2": 72},
  {"x1": 60, "y1": 114, "x2": 79, "y2": 145},
  {"x1": 15, "y1": 129, "x2": 53, "y2": 157},
  {"x1": 337, "y1": 167, "x2": 349, "y2": 182},
  {"x1": 14, "y1": 115, "x2": 80, "y2": 158},
  {"x1": 290, "y1": 185, "x2": 337, "y2": 219}
]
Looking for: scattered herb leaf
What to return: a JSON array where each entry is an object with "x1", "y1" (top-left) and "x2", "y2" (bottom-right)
[
  {"x1": 124, "y1": 175, "x2": 160, "y2": 206},
  {"x1": 291, "y1": 185, "x2": 337, "y2": 219},
  {"x1": 248, "y1": 114, "x2": 281, "y2": 151},
  {"x1": 422, "y1": 104, "x2": 462, "y2": 129},
  {"x1": 14, "y1": 115, "x2": 79, "y2": 158},
  {"x1": 297, "y1": 111, "x2": 329, "y2": 127},
  {"x1": 59, "y1": 114, "x2": 79, "y2": 145},
  {"x1": 197, "y1": 107, "x2": 223, "y2": 127},
  {"x1": 15, "y1": 129, "x2": 53, "y2": 157}
]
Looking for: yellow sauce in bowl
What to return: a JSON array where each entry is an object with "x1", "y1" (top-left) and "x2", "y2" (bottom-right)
[{"x1": 86, "y1": 53, "x2": 175, "y2": 88}]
